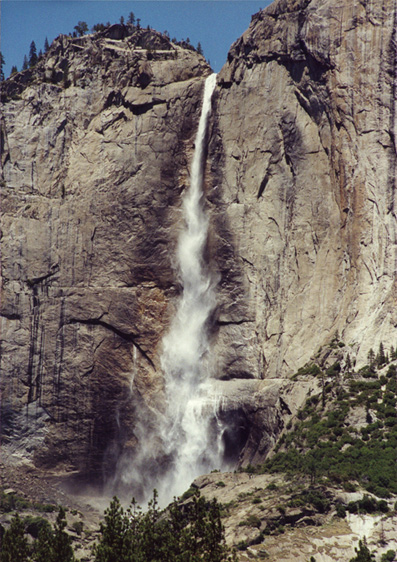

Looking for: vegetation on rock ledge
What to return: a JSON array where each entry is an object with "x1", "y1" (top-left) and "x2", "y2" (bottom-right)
[{"x1": 246, "y1": 341, "x2": 397, "y2": 500}]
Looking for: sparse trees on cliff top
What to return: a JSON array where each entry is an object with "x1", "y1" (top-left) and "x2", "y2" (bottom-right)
[
  {"x1": 28, "y1": 41, "x2": 37, "y2": 68},
  {"x1": 74, "y1": 21, "x2": 88, "y2": 36},
  {"x1": 0, "y1": 52, "x2": 5, "y2": 81}
]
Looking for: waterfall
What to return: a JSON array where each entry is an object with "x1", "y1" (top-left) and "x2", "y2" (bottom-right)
[
  {"x1": 111, "y1": 74, "x2": 222, "y2": 505},
  {"x1": 157, "y1": 73, "x2": 223, "y2": 503}
]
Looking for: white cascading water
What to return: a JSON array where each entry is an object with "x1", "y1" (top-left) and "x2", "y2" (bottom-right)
[
  {"x1": 111, "y1": 74, "x2": 223, "y2": 505},
  {"x1": 157, "y1": 73, "x2": 224, "y2": 503}
]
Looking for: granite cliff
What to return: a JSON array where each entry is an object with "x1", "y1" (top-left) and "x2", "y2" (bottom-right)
[
  {"x1": 210, "y1": 0, "x2": 397, "y2": 381},
  {"x1": 1, "y1": 0, "x2": 397, "y2": 491}
]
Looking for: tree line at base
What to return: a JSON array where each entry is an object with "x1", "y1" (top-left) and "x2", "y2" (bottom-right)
[{"x1": 0, "y1": 491, "x2": 237, "y2": 562}]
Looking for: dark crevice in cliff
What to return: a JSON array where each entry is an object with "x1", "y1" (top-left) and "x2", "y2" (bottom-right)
[
  {"x1": 386, "y1": 1, "x2": 397, "y2": 214},
  {"x1": 104, "y1": 90, "x2": 166, "y2": 116},
  {"x1": 66, "y1": 317, "x2": 156, "y2": 370},
  {"x1": 1, "y1": 312, "x2": 21, "y2": 320},
  {"x1": 26, "y1": 266, "x2": 59, "y2": 287},
  {"x1": 217, "y1": 318, "x2": 253, "y2": 327},
  {"x1": 257, "y1": 171, "x2": 271, "y2": 199},
  {"x1": 219, "y1": 407, "x2": 251, "y2": 464}
]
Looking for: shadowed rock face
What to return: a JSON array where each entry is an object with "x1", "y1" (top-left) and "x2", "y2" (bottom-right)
[
  {"x1": 0, "y1": 29, "x2": 211, "y2": 479},
  {"x1": 1, "y1": 0, "x2": 397, "y2": 482},
  {"x1": 209, "y1": 0, "x2": 397, "y2": 380}
]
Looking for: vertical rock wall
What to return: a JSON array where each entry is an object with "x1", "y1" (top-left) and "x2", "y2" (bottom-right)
[{"x1": 209, "y1": 0, "x2": 397, "y2": 379}]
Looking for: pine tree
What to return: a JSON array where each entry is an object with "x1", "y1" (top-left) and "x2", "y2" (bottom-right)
[
  {"x1": 128, "y1": 11, "x2": 135, "y2": 25},
  {"x1": 349, "y1": 539, "x2": 375, "y2": 562},
  {"x1": 197, "y1": 42, "x2": 204, "y2": 55},
  {"x1": 0, "y1": 513, "x2": 29, "y2": 562},
  {"x1": 93, "y1": 497, "x2": 127, "y2": 562},
  {"x1": 74, "y1": 21, "x2": 88, "y2": 36},
  {"x1": 29, "y1": 40, "x2": 38, "y2": 67},
  {"x1": 346, "y1": 353, "x2": 352, "y2": 371},
  {"x1": 52, "y1": 507, "x2": 75, "y2": 562},
  {"x1": 33, "y1": 523, "x2": 55, "y2": 562},
  {"x1": 0, "y1": 52, "x2": 5, "y2": 81},
  {"x1": 120, "y1": 15, "x2": 125, "y2": 25},
  {"x1": 22, "y1": 55, "x2": 28, "y2": 70},
  {"x1": 44, "y1": 37, "x2": 50, "y2": 53},
  {"x1": 367, "y1": 348, "x2": 375, "y2": 367},
  {"x1": 10, "y1": 65, "x2": 18, "y2": 76},
  {"x1": 92, "y1": 23, "x2": 106, "y2": 33},
  {"x1": 376, "y1": 342, "x2": 387, "y2": 367}
]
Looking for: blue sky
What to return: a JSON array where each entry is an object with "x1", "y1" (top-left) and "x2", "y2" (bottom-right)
[{"x1": 1, "y1": 1, "x2": 273, "y2": 78}]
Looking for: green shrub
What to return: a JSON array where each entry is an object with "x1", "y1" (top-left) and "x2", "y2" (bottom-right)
[
  {"x1": 71, "y1": 521, "x2": 84, "y2": 535},
  {"x1": 240, "y1": 514, "x2": 262, "y2": 528},
  {"x1": 24, "y1": 516, "x2": 51, "y2": 538},
  {"x1": 381, "y1": 550, "x2": 396, "y2": 562},
  {"x1": 181, "y1": 486, "x2": 198, "y2": 500}
]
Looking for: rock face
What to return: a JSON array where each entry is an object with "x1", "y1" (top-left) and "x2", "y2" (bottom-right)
[
  {"x1": 1, "y1": 0, "x2": 397, "y2": 483},
  {"x1": 0, "y1": 28, "x2": 211, "y2": 478},
  {"x1": 209, "y1": 0, "x2": 397, "y2": 379}
]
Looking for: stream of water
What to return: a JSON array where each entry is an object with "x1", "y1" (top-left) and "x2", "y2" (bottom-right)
[
  {"x1": 111, "y1": 74, "x2": 222, "y2": 505},
  {"x1": 157, "y1": 73, "x2": 223, "y2": 503}
]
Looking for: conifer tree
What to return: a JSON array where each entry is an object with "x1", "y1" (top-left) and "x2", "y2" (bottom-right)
[
  {"x1": 376, "y1": 342, "x2": 387, "y2": 367},
  {"x1": 33, "y1": 523, "x2": 55, "y2": 562},
  {"x1": 10, "y1": 65, "x2": 18, "y2": 76},
  {"x1": 29, "y1": 40, "x2": 38, "y2": 67},
  {"x1": 197, "y1": 41, "x2": 203, "y2": 55},
  {"x1": 22, "y1": 55, "x2": 28, "y2": 70},
  {"x1": 44, "y1": 37, "x2": 50, "y2": 53},
  {"x1": 367, "y1": 348, "x2": 375, "y2": 367},
  {"x1": 74, "y1": 21, "x2": 88, "y2": 36},
  {"x1": 93, "y1": 496, "x2": 127, "y2": 562},
  {"x1": 128, "y1": 11, "x2": 135, "y2": 24},
  {"x1": 349, "y1": 539, "x2": 375, "y2": 562},
  {"x1": 0, "y1": 52, "x2": 5, "y2": 81},
  {"x1": 52, "y1": 507, "x2": 75, "y2": 562},
  {"x1": 120, "y1": 15, "x2": 125, "y2": 25},
  {"x1": 0, "y1": 513, "x2": 29, "y2": 562},
  {"x1": 92, "y1": 23, "x2": 106, "y2": 33}
]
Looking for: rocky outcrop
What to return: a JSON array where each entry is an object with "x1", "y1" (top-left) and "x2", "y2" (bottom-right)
[
  {"x1": 192, "y1": 472, "x2": 397, "y2": 561},
  {"x1": 209, "y1": 0, "x2": 397, "y2": 379},
  {"x1": 0, "y1": 28, "x2": 211, "y2": 478}
]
